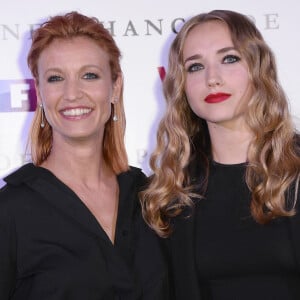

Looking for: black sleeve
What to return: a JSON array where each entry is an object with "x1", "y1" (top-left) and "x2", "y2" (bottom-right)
[{"x1": 0, "y1": 193, "x2": 17, "y2": 299}]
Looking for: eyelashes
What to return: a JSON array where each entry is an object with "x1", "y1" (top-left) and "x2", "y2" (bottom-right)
[
  {"x1": 47, "y1": 75, "x2": 62, "y2": 82},
  {"x1": 185, "y1": 54, "x2": 241, "y2": 73},
  {"x1": 223, "y1": 55, "x2": 241, "y2": 64},
  {"x1": 186, "y1": 63, "x2": 204, "y2": 73},
  {"x1": 82, "y1": 72, "x2": 99, "y2": 80},
  {"x1": 46, "y1": 72, "x2": 100, "y2": 83}
]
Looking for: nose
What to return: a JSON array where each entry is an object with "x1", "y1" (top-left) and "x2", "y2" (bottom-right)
[
  {"x1": 206, "y1": 65, "x2": 223, "y2": 87},
  {"x1": 63, "y1": 78, "x2": 82, "y2": 101}
]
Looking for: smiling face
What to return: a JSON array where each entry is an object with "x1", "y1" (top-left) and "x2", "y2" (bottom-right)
[
  {"x1": 183, "y1": 20, "x2": 253, "y2": 130},
  {"x1": 36, "y1": 36, "x2": 121, "y2": 143}
]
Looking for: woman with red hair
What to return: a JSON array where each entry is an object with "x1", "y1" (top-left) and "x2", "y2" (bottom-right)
[{"x1": 0, "y1": 11, "x2": 169, "y2": 300}]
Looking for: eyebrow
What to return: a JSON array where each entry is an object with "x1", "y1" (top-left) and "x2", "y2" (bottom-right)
[
  {"x1": 43, "y1": 64, "x2": 103, "y2": 76},
  {"x1": 183, "y1": 46, "x2": 237, "y2": 64}
]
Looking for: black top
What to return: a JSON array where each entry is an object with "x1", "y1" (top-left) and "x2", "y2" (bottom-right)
[
  {"x1": 168, "y1": 162, "x2": 300, "y2": 300},
  {"x1": 0, "y1": 163, "x2": 169, "y2": 300}
]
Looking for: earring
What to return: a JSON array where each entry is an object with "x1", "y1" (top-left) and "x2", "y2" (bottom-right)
[
  {"x1": 113, "y1": 110, "x2": 118, "y2": 122},
  {"x1": 40, "y1": 103, "x2": 45, "y2": 128},
  {"x1": 112, "y1": 99, "x2": 118, "y2": 122}
]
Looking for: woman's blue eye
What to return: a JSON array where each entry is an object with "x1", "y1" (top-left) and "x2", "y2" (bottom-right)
[
  {"x1": 83, "y1": 72, "x2": 99, "y2": 79},
  {"x1": 223, "y1": 55, "x2": 241, "y2": 64},
  {"x1": 187, "y1": 63, "x2": 204, "y2": 73},
  {"x1": 47, "y1": 75, "x2": 62, "y2": 82}
]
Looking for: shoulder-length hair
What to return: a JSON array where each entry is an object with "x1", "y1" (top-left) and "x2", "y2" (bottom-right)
[
  {"x1": 141, "y1": 9, "x2": 300, "y2": 237},
  {"x1": 27, "y1": 11, "x2": 128, "y2": 174}
]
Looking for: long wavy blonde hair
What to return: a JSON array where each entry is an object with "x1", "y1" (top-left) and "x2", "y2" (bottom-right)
[
  {"x1": 27, "y1": 11, "x2": 128, "y2": 174},
  {"x1": 141, "y1": 10, "x2": 300, "y2": 238}
]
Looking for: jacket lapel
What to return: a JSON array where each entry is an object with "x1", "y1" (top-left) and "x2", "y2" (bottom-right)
[
  {"x1": 5, "y1": 163, "x2": 111, "y2": 243},
  {"x1": 30, "y1": 175, "x2": 111, "y2": 243}
]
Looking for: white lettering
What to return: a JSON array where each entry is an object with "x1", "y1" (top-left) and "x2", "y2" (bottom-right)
[{"x1": 10, "y1": 83, "x2": 30, "y2": 108}]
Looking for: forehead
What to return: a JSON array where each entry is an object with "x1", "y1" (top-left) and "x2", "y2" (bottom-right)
[
  {"x1": 183, "y1": 21, "x2": 233, "y2": 56},
  {"x1": 38, "y1": 36, "x2": 109, "y2": 66}
]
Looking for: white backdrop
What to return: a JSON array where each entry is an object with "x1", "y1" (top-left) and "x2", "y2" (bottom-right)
[{"x1": 0, "y1": 0, "x2": 299, "y2": 186}]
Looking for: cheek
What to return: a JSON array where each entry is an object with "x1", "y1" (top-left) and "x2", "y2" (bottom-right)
[
  {"x1": 185, "y1": 75, "x2": 204, "y2": 100},
  {"x1": 38, "y1": 84, "x2": 58, "y2": 103},
  {"x1": 95, "y1": 91, "x2": 112, "y2": 110},
  {"x1": 93, "y1": 81, "x2": 113, "y2": 101},
  {"x1": 185, "y1": 91, "x2": 204, "y2": 118},
  {"x1": 237, "y1": 74, "x2": 252, "y2": 100},
  {"x1": 95, "y1": 91, "x2": 112, "y2": 120},
  {"x1": 234, "y1": 67, "x2": 250, "y2": 89}
]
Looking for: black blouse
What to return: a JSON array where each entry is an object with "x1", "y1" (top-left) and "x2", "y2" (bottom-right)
[
  {"x1": 168, "y1": 162, "x2": 300, "y2": 299},
  {"x1": 0, "y1": 163, "x2": 169, "y2": 300}
]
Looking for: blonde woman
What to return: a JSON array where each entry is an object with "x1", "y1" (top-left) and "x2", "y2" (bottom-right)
[{"x1": 142, "y1": 10, "x2": 300, "y2": 299}]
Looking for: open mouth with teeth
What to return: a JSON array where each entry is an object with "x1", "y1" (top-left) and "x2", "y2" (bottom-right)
[{"x1": 62, "y1": 108, "x2": 92, "y2": 117}]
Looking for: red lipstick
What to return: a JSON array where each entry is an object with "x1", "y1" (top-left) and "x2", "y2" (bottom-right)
[{"x1": 204, "y1": 93, "x2": 231, "y2": 103}]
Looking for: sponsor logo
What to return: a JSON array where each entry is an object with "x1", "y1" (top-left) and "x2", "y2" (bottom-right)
[
  {"x1": 157, "y1": 66, "x2": 166, "y2": 81},
  {"x1": 0, "y1": 79, "x2": 36, "y2": 112}
]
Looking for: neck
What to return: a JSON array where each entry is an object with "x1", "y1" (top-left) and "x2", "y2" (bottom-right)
[
  {"x1": 207, "y1": 122, "x2": 253, "y2": 164},
  {"x1": 41, "y1": 137, "x2": 112, "y2": 188}
]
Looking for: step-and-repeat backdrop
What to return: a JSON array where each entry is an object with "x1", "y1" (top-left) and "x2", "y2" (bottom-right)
[{"x1": 0, "y1": 0, "x2": 299, "y2": 185}]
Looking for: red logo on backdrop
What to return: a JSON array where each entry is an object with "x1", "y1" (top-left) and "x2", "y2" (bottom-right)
[
  {"x1": 0, "y1": 79, "x2": 37, "y2": 112},
  {"x1": 158, "y1": 66, "x2": 166, "y2": 81}
]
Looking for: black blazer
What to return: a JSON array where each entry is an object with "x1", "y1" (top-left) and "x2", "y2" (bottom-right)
[{"x1": 0, "y1": 163, "x2": 169, "y2": 300}]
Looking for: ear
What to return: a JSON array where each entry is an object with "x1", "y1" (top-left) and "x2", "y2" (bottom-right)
[{"x1": 111, "y1": 73, "x2": 123, "y2": 104}]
